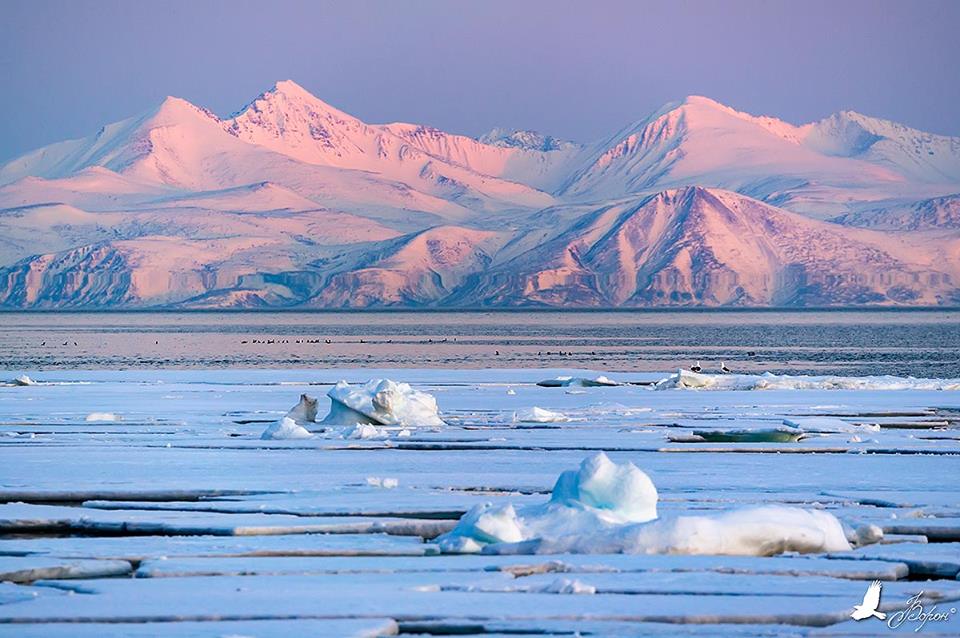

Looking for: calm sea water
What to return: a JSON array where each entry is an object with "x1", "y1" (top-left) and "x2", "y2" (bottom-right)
[{"x1": 0, "y1": 310, "x2": 958, "y2": 376}]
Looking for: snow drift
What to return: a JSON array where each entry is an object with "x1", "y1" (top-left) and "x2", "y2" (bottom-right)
[
  {"x1": 656, "y1": 369, "x2": 960, "y2": 391},
  {"x1": 435, "y1": 452, "x2": 855, "y2": 556}
]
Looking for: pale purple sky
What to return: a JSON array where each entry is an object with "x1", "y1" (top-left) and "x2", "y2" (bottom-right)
[{"x1": 1, "y1": 0, "x2": 958, "y2": 162}]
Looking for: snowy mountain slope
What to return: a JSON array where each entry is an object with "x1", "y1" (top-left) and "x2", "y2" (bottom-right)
[
  {"x1": 0, "y1": 88, "x2": 547, "y2": 226},
  {"x1": 224, "y1": 81, "x2": 556, "y2": 211},
  {"x1": 457, "y1": 188, "x2": 960, "y2": 307},
  {"x1": 806, "y1": 111, "x2": 960, "y2": 183},
  {"x1": 0, "y1": 235, "x2": 294, "y2": 308},
  {"x1": 0, "y1": 84, "x2": 959, "y2": 308},
  {"x1": 382, "y1": 122, "x2": 580, "y2": 192},
  {"x1": 558, "y1": 96, "x2": 960, "y2": 218},
  {"x1": 311, "y1": 225, "x2": 509, "y2": 307},
  {"x1": 479, "y1": 128, "x2": 578, "y2": 152},
  {"x1": 832, "y1": 193, "x2": 960, "y2": 230},
  {"x1": 140, "y1": 181, "x2": 324, "y2": 213}
]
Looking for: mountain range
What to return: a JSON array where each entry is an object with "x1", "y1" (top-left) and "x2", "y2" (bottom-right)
[{"x1": 1, "y1": 80, "x2": 958, "y2": 308}]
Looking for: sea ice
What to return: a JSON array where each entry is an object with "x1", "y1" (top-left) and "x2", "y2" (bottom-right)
[
  {"x1": 534, "y1": 577, "x2": 596, "y2": 594},
  {"x1": 365, "y1": 477, "x2": 399, "y2": 489},
  {"x1": 515, "y1": 407, "x2": 570, "y2": 423},
  {"x1": 436, "y1": 453, "x2": 657, "y2": 552},
  {"x1": 656, "y1": 369, "x2": 960, "y2": 391},
  {"x1": 260, "y1": 417, "x2": 313, "y2": 440},
  {"x1": 782, "y1": 417, "x2": 880, "y2": 433},
  {"x1": 436, "y1": 452, "x2": 853, "y2": 557},
  {"x1": 549, "y1": 451, "x2": 659, "y2": 524},
  {"x1": 341, "y1": 423, "x2": 386, "y2": 439},
  {"x1": 12, "y1": 375, "x2": 37, "y2": 386},
  {"x1": 322, "y1": 379, "x2": 444, "y2": 426},
  {"x1": 85, "y1": 412, "x2": 121, "y2": 422}
]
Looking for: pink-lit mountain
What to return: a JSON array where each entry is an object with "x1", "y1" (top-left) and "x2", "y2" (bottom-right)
[{"x1": 0, "y1": 81, "x2": 958, "y2": 307}]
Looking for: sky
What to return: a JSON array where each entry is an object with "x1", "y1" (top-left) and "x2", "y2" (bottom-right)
[{"x1": 1, "y1": 0, "x2": 958, "y2": 163}]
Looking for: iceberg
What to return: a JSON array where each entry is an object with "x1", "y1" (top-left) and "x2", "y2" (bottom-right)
[
  {"x1": 321, "y1": 379, "x2": 444, "y2": 427},
  {"x1": 435, "y1": 452, "x2": 855, "y2": 557},
  {"x1": 12, "y1": 375, "x2": 37, "y2": 386},
  {"x1": 655, "y1": 369, "x2": 960, "y2": 391}
]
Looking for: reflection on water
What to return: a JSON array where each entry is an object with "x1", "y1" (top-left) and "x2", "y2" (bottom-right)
[{"x1": 0, "y1": 310, "x2": 958, "y2": 376}]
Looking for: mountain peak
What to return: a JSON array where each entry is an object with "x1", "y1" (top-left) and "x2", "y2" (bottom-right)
[
  {"x1": 680, "y1": 95, "x2": 728, "y2": 110},
  {"x1": 149, "y1": 95, "x2": 219, "y2": 126},
  {"x1": 478, "y1": 127, "x2": 576, "y2": 151},
  {"x1": 269, "y1": 79, "x2": 313, "y2": 98}
]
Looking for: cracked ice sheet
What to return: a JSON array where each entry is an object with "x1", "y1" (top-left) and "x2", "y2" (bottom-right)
[
  {"x1": 0, "y1": 557, "x2": 131, "y2": 582},
  {"x1": 0, "y1": 618, "x2": 399, "y2": 638},
  {"x1": 830, "y1": 542, "x2": 960, "y2": 579},
  {"x1": 2, "y1": 445, "x2": 953, "y2": 497},
  {"x1": 78, "y1": 486, "x2": 545, "y2": 517},
  {"x1": 0, "y1": 533, "x2": 435, "y2": 561},
  {"x1": 1, "y1": 367, "x2": 959, "y2": 634},
  {"x1": 134, "y1": 553, "x2": 909, "y2": 581},
  {"x1": 0, "y1": 502, "x2": 454, "y2": 537},
  {"x1": 2, "y1": 572, "x2": 958, "y2": 626}
]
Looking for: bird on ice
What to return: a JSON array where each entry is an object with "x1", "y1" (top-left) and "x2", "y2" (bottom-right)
[
  {"x1": 720, "y1": 361, "x2": 732, "y2": 374},
  {"x1": 850, "y1": 580, "x2": 886, "y2": 620},
  {"x1": 690, "y1": 361, "x2": 702, "y2": 373}
]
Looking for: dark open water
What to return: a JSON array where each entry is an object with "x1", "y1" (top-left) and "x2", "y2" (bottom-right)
[{"x1": 0, "y1": 309, "x2": 958, "y2": 377}]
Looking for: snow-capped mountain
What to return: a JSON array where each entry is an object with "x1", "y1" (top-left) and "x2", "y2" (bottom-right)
[
  {"x1": 479, "y1": 128, "x2": 578, "y2": 152},
  {"x1": 0, "y1": 83, "x2": 958, "y2": 308},
  {"x1": 558, "y1": 96, "x2": 959, "y2": 217}
]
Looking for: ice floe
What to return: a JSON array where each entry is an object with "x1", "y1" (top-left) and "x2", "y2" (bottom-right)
[
  {"x1": 436, "y1": 452, "x2": 854, "y2": 556},
  {"x1": 668, "y1": 426, "x2": 806, "y2": 443},
  {"x1": 655, "y1": 369, "x2": 960, "y2": 391},
  {"x1": 537, "y1": 375, "x2": 620, "y2": 388},
  {"x1": 783, "y1": 416, "x2": 880, "y2": 434},
  {"x1": 12, "y1": 375, "x2": 37, "y2": 386},
  {"x1": 322, "y1": 379, "x2": 444, "y2": 426}
]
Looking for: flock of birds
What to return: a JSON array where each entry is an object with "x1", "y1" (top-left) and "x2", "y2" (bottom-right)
[{"x1": 35, "y1": 339, "x2": 737, "y2": 373}]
